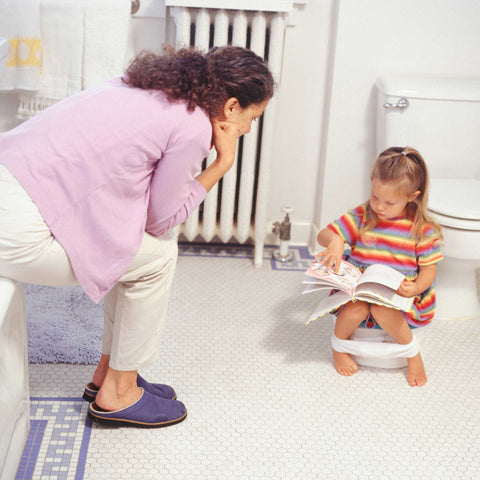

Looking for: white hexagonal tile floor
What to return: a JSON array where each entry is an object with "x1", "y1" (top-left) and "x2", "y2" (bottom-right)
[{"x1": 17, "y1": 244, "x2": 480, "y2": 479}]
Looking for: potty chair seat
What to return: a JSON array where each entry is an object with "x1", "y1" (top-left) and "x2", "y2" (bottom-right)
[{"x1": 331, "y1": 319, "x2": 423, "y2": 369}]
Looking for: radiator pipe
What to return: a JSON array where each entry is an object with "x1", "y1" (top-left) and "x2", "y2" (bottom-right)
[{"x1": 272, "y1": 206, "x2": 294, "y2": 262}]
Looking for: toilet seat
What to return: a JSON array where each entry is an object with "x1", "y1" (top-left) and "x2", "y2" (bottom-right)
[
  {"x1": 428, "y1": 178, "x2": 480, "y2": 231},
  {"x1": 428, "y1": 211, "x2": 480, "y2": 230}
]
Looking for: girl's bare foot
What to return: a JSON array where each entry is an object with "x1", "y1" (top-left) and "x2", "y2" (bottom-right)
[
  {"x1": 406, "y1": 353, "x2": 427, "y2": 386},
  {"x1": 332, "y1": 350, "x2": 359, "y2": 376}
]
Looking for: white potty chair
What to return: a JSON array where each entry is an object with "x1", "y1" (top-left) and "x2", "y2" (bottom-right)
[
  {"x1": 0, "y1": 278, "x2": 30, "y2": 480},
  {"x1": 332, "y1": 322, "x2": 423, "y2": 369}
]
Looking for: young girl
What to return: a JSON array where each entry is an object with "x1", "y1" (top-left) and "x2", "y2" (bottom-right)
[{"x1": 317, "y1": 147, "x2": 443, "y2": 386}]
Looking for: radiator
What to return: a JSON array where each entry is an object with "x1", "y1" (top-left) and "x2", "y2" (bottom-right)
[{"x1": 169, "y1": 6, "x2": 287, "y2": 267}]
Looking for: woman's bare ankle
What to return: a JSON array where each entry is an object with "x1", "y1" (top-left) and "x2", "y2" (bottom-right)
[
  {"x1": 95, "y1": 384, "x2": 142, "y2": 411},
  {"x1": 91, "y1": 354, "x2": 111, "y2": 388},
  {"x1": 94, "y1": 368, "x2": 141, "y2": 411}
]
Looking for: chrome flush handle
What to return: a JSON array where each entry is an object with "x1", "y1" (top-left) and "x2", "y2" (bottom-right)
[{"x1": 383, "y1": 97, "x2": 409, "y2": 110}]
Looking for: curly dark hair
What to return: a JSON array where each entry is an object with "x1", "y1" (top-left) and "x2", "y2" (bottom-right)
[{"x1": 123, "y1": 45, "x2": 274, "y2": 118}]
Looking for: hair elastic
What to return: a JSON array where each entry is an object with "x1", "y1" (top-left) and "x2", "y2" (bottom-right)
[{"x1": 401, "y1": 151, "x2": 407, "y2": 156}]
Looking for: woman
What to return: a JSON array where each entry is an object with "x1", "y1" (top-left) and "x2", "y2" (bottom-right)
[{"x1": 0, "y1": 46, "x2": 274, "y2": 427}]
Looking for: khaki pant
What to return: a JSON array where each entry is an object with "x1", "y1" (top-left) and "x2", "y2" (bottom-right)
[{"x1": 0, "y1": 165, "x2": 178, "y2": 370}]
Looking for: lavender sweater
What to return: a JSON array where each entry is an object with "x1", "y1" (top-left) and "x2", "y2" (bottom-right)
[{"x1": 0, "y1": 77, "x2": 211, "y2": 302}]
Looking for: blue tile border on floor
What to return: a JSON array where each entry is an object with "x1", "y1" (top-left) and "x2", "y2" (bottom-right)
[
  {"x1": 74, "y1": 415, "x2": 92, "y2": 480},
  {"x1": 178, "y1": 242, "x2": 314, "y2": 271},
  {"x1": 178, "y1": 241, "x2": 257, "y2": 258},
  {"x1": 17, "y1": 398, "x2": 91, "y2": 480},
  {"x1": 268, "y1": 245, "x2": 313, "y2": 271},
  {"x1": 16, "y1": 420, "x2": 48, "y2": 480}
]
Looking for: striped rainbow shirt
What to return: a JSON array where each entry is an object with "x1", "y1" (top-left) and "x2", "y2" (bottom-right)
[{"x1": 328, "y1": 203, "x2": 443, "y2": 326}]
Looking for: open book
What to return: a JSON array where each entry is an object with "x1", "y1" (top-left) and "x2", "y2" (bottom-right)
[{"x1": 303, "y1": 257, "x2": 414, "y2": 323}]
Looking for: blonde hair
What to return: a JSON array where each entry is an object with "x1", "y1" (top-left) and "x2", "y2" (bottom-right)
[{"x1": 362, "y1": 146, "x2": 443, "y2": 242}]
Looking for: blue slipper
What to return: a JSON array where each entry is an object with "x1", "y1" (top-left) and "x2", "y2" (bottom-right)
[
  {"x1": 83, "y1": 374, "x2": 176, "y2": 402},
  {"x1": 88, "y1": 389, "x2": 187, "y2": 428}
]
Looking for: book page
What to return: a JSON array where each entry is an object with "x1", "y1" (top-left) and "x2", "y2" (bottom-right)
[
  {"x1": 306, "y1": 291, "x2": 351, "y2": 323},
  {"x1": 354, "y1": 282, "x2": 414, "y2": 311},
  {"x1": 302, "y1": 283, "x2": 335, "y2": 294},
  {"x1": 356, "y1": 264, "x2": 405, "y2": 291},
  {"x1": 305, "y1": 258, "x2": 361, "y2": 296}
]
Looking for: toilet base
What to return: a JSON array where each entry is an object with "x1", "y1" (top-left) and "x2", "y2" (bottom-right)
[{"x1": 434, "y1": 257, "x2": 480, "y2": 320}]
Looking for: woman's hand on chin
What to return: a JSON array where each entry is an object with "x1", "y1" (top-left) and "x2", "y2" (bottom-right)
[{"x1": 211, "y1": 120, "x2": 241, "y2": 168}]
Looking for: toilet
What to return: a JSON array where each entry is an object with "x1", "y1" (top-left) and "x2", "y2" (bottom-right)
[{"x1": 376, "y1": 76, "x2": 480, "y2": 320}]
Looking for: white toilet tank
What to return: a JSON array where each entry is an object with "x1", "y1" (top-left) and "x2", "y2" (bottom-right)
[
  {"x1": 375, "y1": 76, "x2": 480, "y2": 180},
  {"x1": 376, "y1": 77, "x2": 480, "y2": 321}
]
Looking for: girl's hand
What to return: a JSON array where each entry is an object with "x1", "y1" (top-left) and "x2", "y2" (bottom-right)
[
  {"x1": 396, "y1": 279, "x2": 418, "y2": 298},
  {"x1": 316, "y1": 239, "x2": 344, "y2": 273},
  {"x1": 316, "y1": 229, "x2": 344, "y2": 273}
]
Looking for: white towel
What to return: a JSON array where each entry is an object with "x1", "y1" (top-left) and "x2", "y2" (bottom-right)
[
  {"x1": 17, "y1": 0, "x2": 131, "y2": 120},
  {"x1": 0, "y1": 0, "x2": 42, "y2": 91},
  {"x1": 83, "y1": 0, "x2": 132, "y2": 90}
]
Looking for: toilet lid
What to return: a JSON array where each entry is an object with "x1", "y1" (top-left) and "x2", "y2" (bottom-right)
[{"x1": 428, "y1": 179, "x2": 480, "y2": 221}]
